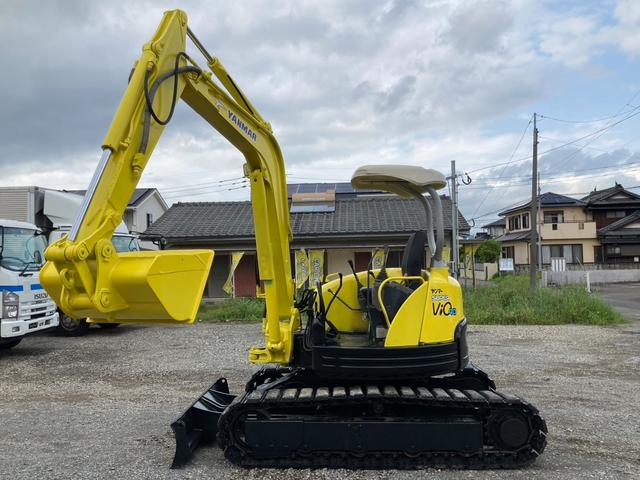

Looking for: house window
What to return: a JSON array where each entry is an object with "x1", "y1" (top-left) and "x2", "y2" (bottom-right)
[
  {"x1": 541, "y1": 244, "x2": 583, "y2": 264},
  {"x1": 522, "y1": 213, "x2": 530, "y2": 229},
  {"x1": 502, "y1": 246, "x2": 515, "y2": 259},
  {"x1": 146, "y1": 213, "x2": 154, "y2": 229},
  {"x1": 606, "y1": 210, "x2": 625, "y2": 219},
  {"x1": 607, "y1": 246, "x2": 621, "y2": 256},
  {"x1": 552, "y1": 224, "x2": 558, "y2": 230},
  {"x1": 578, "y1": 222, "x2": 584, "y2": 230},
  {"x1": 508, "y1": 215, "x2": 522, "y2": 231},
  {"x1": 543, "y1": 211, "x2": 564, "y2": 224}
]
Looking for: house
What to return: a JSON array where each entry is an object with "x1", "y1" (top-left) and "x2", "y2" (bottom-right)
[
  {"x1": 69, "y1": 187, "x2": 168, "y2": 249},
  {"x1": 481, "y1": 218, "x2": 506, "y2": 238},
  {"x1": 143, "y1": 183, "x2": 470, "y2": 298},
  {"x1": 582, "y1": 184, "x2": 640, "y2": 263},
  {"x1": 496, "y1": 192, "x2": 598, "y2": 267}
]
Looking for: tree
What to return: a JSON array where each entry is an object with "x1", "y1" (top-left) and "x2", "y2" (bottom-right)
[{"x1": 475, "y1": 239, "x2": 501, "y2": 263}]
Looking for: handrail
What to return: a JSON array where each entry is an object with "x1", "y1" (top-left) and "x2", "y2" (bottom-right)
[{"x1": 376, "y1": 276, "x2": 425, "y2": 327}]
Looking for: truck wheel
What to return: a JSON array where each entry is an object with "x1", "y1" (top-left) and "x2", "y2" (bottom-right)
[
  {"x1": 96, "y1": 323, "x2": 120, "y2": 329},
  {"x1": 56, "y1": 313, "x2": 90, "y2": 336},
  {"x1": 0, "y1": 338, "x2": 22, "y2": 350}
]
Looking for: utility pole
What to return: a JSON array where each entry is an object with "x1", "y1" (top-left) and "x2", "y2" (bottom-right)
[
  {"x1": 537, "y1": 171, "x2": 542, "y2": 271},
  {"x1": 530, "y1": 113, "x2": 539, "y2": 290},
  {"x1": 450, "y1": 160, "x2": 459, "y2": 278}
]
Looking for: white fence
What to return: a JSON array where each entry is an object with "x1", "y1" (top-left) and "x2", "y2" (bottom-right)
[{"x1": 544, "y1": 269, "x2": 640, "y2": 286}]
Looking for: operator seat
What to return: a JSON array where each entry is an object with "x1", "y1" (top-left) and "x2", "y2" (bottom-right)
[{"x1": 378, "y1": 230, "x2": 427, "y2": 322}]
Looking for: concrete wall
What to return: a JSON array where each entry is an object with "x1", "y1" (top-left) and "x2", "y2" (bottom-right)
[
  {"x1": 460, "y1": 262, "x2": 498, "y2": 281},
  {"x1": 545, "y1": 268, "x2": 640, "y2": 286}
]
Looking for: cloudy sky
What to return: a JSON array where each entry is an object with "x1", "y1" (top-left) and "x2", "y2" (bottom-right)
[{"x1": 2, "y1": 0, "x2": 640, "y2": 227}]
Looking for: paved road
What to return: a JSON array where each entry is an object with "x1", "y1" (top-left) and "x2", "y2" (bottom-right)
[
  {"x1": 1, "y1": 319, "x2": 638, "y2": 480},
  {"x1": 596, "y1": 283, "x2": 640, "y2": 324}
]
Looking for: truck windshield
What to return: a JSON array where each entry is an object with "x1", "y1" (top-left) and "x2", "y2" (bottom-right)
[
  {"x1": 112, "y1": 235, "x2": 141, "y2": 253},
  {"x1": 0, "y1": 227, "x2": 47, "y2": 272}
]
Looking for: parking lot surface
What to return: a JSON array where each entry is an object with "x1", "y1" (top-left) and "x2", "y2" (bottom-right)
[{"x1": 1, "y1": 317, "x2": 638, "y2": 479}]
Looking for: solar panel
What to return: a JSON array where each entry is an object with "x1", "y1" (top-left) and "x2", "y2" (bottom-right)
[{"x1": 290, "y1": 203, "x2": 335, "y2": 213}]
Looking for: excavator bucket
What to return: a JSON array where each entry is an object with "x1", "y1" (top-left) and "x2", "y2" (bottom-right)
[
  {"x1": 170, "y1": 377, "x2": 235, "y2": 468},
  {"x1": 40, "y1": 249, "x2": 214, "y2": 324}
]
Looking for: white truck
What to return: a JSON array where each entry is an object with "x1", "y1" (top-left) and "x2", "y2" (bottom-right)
[
  {"x1": 0, "y1": 218, "x2": 59, "y2": 350},
  {"x1": 0, "y1": 187, "x2": 140, "y2": 336}
]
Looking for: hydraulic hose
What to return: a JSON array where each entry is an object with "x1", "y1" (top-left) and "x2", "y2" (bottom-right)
[{"x1": 139, "y1": 53, "x2": 202, "y2": 154}]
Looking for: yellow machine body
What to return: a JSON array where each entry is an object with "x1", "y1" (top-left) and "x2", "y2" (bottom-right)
[
  {"x1": 319, "y1": 266, "x2": 464, "y2": 346},
  {"x1": 39, "y1": 10, "x2": 547, "y2": 469},
  {"x1": 40, "y1": 8, "x2": 461, "y2": 362}
]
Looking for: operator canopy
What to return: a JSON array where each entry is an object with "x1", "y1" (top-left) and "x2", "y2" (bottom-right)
[{"x1": 351, "y1": 165, "x2": 447, "y2": 197}]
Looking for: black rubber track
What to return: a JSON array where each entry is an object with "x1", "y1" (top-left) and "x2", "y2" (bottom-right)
[{"x1": 217, "y1": 384, "x2": 547, "y2": 469}]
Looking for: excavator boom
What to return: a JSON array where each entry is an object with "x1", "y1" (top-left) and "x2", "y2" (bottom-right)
[{"x1": 40, "y1": 10, "x2": 297, "y2": 363}]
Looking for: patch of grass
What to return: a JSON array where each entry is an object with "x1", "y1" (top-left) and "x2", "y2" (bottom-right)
[
  {"x1": 198, "y1": 298, "x2": 264, "y2": 323},
  {"x1": 463, "y1": 275, "x2": 626, "y2": 325}
]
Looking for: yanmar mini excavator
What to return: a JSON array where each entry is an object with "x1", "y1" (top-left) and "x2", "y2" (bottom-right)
[{"x1": 40, "y1": 9, "x2": 546, "y2": 470}]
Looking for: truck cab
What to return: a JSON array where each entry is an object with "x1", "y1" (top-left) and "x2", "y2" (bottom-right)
[{"x1": 0, "y1": 219, "x2": 59, "y2": 350}]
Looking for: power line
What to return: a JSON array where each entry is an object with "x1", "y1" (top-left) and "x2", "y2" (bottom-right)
[
  {"x1": 468, "y1": 184, "x2": 640, "y2": 225},
  {"x1": 160, "y1": 179, "x2": 247, "y2": 194},
  {"x1": 470, "y1": 117, "x2": 532, "y2": 218},
  {"x1": 468, "y1": 155, "x2": 640, "y2": 187},
  {"x1": 539, "y1": 90, "x2": 640, "y2": 125},
  {"x1": 538, "y1": 109, "x2": 636, "y2": 124},
  {"x1": 546, "y1": 90, "x2": 640, "y2": 174},
  {"x1": 164, "y1": 183, "x2": 248, "y2": 199},
  {"x1": 467, "y1": 106, "x2": 640, "y2": 175},
  {"x1": 159, "y1": 176, "x2": 246, "y2": 192}
]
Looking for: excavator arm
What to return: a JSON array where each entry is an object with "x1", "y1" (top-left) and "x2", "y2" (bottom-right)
[{"x1": 40, "y1": 9, "x2": 298, "y2": 363}]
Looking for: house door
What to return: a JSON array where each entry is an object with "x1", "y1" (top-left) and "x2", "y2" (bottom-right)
[{"x1": 206, "y1": 254, "x2": 230, "y2": 298}]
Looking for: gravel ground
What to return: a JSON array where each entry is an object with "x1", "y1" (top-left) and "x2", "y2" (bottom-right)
[{"x1": 1, "y1": 317, "x2": 639, "y2": 479}]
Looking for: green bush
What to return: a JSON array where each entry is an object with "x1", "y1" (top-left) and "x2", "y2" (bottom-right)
[
  {"x1": 198, "y1": 298, "x2": 264, "y2": 323},
  {"x1": 463, "y1": 275, "x2": 625, "y2": 325},
  {"x1": 474, "y1": 239, "x2": 501, "y2": 263}
]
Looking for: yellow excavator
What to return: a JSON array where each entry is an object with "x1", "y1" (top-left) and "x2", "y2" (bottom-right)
[{"x1": 40, "y1": 10, "x2": 546, "y2": 469}]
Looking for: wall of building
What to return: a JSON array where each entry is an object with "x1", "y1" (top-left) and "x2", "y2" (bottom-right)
[
  {"x1": 503, "y1": 242, "x2": 530, "y2": 265},
  {"x1": 128, "y1": 193, "x2": 167, "y2": 250},
  {"x1": 540, "y1": 221, "x2": 596, "y2": 240},
  {"x1": 540, "y1": 238, "x2": 599, "y2": 264},
  {"x1": 327, "y1": 249, "x2": 354, "y2": 276},
  {"x1": 592, "y1": 209, "x2": 638, "y2": 229},
  {"x1": 234, "y1": 254, "x2": 257, "y2": 297}
]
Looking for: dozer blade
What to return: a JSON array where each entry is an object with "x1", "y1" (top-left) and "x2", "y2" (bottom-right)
[
  {"x1": 170, "y1": 377, "x2": 236, "y2": 469},
  {"x1": 40, "y1": 249, "x2": 214, "y2": 324}
]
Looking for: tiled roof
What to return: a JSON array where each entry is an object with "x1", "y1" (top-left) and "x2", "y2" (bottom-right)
[
  {"x1": 495, "y1": 230, "x2": 531, "y2": 242},
  {"x1": 482, "y1": 218, "x2": 506, "y2": 228},
  {"x1": 144, "y1": 195, "x2": 469, "y2": 240},
  {"x1": 500, "y1": 192, "x2": 584, "y2": 216},
  {"x1": 581, "y1": 184, "x2": 640, "y2": 206},
  {"x1": 598, "y1": 209, "x2": 640, "y2": 236}
]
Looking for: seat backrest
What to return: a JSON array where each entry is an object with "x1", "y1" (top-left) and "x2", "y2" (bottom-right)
[{"x1": 401, "y1": 231, "x2": 426, "y2": 276}]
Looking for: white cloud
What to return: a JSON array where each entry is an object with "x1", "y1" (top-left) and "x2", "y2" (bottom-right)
[{"x1": 0, "y1": 0, "x2": 638, "y2": 222}]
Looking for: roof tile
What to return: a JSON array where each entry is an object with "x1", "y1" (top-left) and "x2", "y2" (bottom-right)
[{"x1": 146, "y1": 196, "x2": 469, "y2": 239}]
